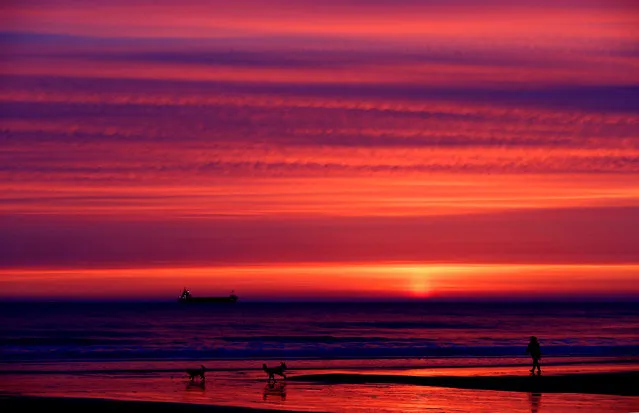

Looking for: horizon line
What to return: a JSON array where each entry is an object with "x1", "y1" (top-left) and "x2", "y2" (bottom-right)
[{"x1": 2, "y1": 296, "x2": 638, "y2": 304}]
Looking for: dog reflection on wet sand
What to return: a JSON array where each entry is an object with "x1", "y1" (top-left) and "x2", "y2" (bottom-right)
[
  {"x1": 186, "y1": 380, "x2": 205, "y2": 390},
  {"x1": 263, "y1": 381, "x2": 286, "y2": 401}
]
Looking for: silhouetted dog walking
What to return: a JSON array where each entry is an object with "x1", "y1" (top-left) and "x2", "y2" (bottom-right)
[
  {"x1": 526, "y1": 336, "x2": 542, "y2": 375},
  {"x1": 263, "y1": 362, "x2": 287, "y2": 382},
  {"x1": 186, "y1": 365, "x2": 206, "y2": 382}
]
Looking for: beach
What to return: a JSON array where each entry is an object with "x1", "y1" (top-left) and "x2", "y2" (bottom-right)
[
  {"x1": 4, "y1": 0, "x2": 639, "y2": 409},
  {"x1": 290, "y1": 370, "x2": 639, "y2": 396},
  {"x1": 0, "y1": 395, "x2": 317, "y2": 413},
  {"x1": 2, "y1": 364, "x2": 639, "y2": 413},
  {"x1": 1, "y1": 302, "x2": 638, "y2": 412}
]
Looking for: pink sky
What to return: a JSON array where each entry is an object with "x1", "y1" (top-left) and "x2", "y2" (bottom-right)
[{"x1": 1, "y1": 0, "x2": 638, "y2": 300}]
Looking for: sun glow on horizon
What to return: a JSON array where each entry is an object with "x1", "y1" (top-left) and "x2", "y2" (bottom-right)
[{"x1": 1, "y1": 263, "x2": 638, "y2": 300}]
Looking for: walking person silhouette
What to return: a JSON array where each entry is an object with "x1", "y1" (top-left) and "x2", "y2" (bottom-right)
[{"x1": 526, "y1": 336, "x2": 542, "y2": 375}]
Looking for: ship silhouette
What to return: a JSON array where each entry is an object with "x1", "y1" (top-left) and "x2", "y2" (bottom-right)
[{"x1": 177, "y1": 288, "x2": 238, "y2": 303}]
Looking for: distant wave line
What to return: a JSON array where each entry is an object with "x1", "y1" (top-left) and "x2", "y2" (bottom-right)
[{"x1": 0, "y1": 357, "x2": 638, "y2": 376}]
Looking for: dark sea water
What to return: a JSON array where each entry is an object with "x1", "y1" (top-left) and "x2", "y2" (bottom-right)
[{"x1": 1, "y1": 301, "x2": 637, "y2": 368}]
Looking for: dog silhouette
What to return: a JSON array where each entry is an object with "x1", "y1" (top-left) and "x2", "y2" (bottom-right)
[
  {"x1": 186, "y1": 365, "x2": 206, "y2": 382},
  {"x1": 263, "y1": 362, "x2": 287, "y2": 382}
]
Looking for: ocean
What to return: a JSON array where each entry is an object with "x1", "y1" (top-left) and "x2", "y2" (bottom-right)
[{"x1": 1, "y1": 301, "x2": 637, "y2": 367}]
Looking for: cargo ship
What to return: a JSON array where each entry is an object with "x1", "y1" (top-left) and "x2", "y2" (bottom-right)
[{"x1": 177, "y1": 288, "x2": 238, "y2": 303}]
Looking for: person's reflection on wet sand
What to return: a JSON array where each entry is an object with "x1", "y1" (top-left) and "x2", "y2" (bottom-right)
[
  {"x1": 529, "y1": 392, "x2": 542, "y2": 413},
  {"x1": 263, "y1": 381, "x2": 286, "y2": 401}
]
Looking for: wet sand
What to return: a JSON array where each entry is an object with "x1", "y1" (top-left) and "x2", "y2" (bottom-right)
[
  {"x1": 2, "y1": 365, "x2": 638, "y2": 412},
  {"x1": 290, "y1": 371, "x2": 639, "y2": 396},
  {"x1": 0, "y1": 395, "x2": 323, "y2": 413}
]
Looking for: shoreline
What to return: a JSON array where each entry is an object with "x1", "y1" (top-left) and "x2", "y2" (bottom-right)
[{"x1": 289, "y1": 371, "x2": 639, "y2": 396}]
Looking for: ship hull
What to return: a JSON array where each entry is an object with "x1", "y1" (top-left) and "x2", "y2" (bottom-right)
[{"x1": 178, "y1": 297, "x2": 238, "y2": 303}]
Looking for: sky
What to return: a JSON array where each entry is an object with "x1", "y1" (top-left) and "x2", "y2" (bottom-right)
[{"x1": 1, "y1": 0, "x2": 638, "y2": 301}]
